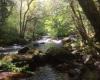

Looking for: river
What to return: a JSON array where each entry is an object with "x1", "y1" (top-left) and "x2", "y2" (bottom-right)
[
  {"x1": 27, "y1": 65, "x2": 69, "y2": 80},
  {"x1": 0, "y1": 36, "x2": 63, "y2": 54},
  {"x1": 0, "y1": 36, "x2": 73, "y2": 80}
]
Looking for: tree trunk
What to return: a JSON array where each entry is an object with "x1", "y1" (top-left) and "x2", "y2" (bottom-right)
[
  {"x1": 19, "y1": 0, "x2": 23, "y2": 38},
  {"x1": 98, "y1": 0, "x2": 100, "y2": 4},
  {"x1": 70, "y1": 1, "x2": 89, "y2": 44},
  {"x1": 78, "y1": 0, "x2": 100, "y2": 42},
  {"x1": 20, "y1": 0, "x2": 34, "y2": 38}
]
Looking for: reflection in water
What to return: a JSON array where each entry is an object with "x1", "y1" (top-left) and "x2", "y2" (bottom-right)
[{"x1": 28, "y1": 65, "x2": 69, "y2": 80}]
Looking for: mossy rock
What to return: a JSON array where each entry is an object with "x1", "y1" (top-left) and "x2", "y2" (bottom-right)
[
  {"x1": 1, "y1": 54, "x2": 18, "y2": 62},
  {"x1": 27, "y1": 49, "x2": 43, "y2": 55},
  {"x1": 45, "y1": 47, "x2": 76, "y2": 66},
  {"x1": 46, "y1": 47, "x2": 70, "y2": 55}
]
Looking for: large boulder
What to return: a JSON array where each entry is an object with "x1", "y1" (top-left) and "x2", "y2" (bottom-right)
[
  {"x1": 29, "y1": 47, "x2": 83, "y2": 72},
  {"x1": 45, "y1": 47, "x2": 76, "y2": 66},
  {"x1": 29, "y1": 54, "x2": 47, "y2": 70}
]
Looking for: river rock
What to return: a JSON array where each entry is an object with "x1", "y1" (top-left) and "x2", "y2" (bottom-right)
[
  {"x1": 46, "y1": 47, "x2": 76, "y2": 65},
  {"x1": 18, "y1": 47, "x2": 29, "y2": 54},
  {"x1": 29, "y1": 54, "x2": 47, "y2": 70}
]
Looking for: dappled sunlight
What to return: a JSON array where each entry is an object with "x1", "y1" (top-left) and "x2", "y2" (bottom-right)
[{"x1": 0, "y1": 0, "x2": 100, "y2": 80}]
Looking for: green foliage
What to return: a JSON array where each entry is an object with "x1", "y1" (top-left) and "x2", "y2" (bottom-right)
[
  {"x1": 0, "y1": 61, "x2": 28, "y2": 72},
  {"x1": 0, "y1": 0, "x2": 94, "y2": 46},
  {"x1": 33, "y1": 20, "x2": 47, "y2": 38},
  {"x1": 43, "y1": 1, "x2": 76, "y2": 37},
  {"x1": 0, "y1": 5, "x2": 27, "y2": 45},
  {"x1": 0, "y1": 7, "x2": 20, "y2": 45},
  {"x1": 0, "y1": 61, "x2": 20, "y2": 72}
]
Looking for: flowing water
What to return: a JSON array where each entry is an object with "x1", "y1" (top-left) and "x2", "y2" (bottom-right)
[
  {"x1": 0, "y1": 36, "x2": 69, "y2": 80},
  {"x1": 0, "y1": 36, "x2": 63, "y2": 54},
  {"x1": 18, "y1": 65, "x2": 69, "y2": 80},
  {"x1": 0, "y1": 36, "x2": 99, "y2": 80}
]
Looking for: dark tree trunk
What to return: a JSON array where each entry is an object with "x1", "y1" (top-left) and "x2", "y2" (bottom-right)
[
  {"x1": 78, "y1": 0, "x2": 100, "y2": 42},
  {"x1": 98, "y1": 0, "x2": 100, "y2": 4}
]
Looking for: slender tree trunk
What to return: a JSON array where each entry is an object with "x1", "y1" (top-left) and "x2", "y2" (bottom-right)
[
  {"x1": 19, "y1": 0, "x2": 23, "y2": 37},
  {"x1": 23, "y1": 19, "x2": 28, "y2": 37},
  {"x1": 78, "y1": 0, "x2": 100, "y2": 42},
  {"x1": 32, "y1": 17, "x2": 38, "y2": 40},
  {"x1": 78, "y1": 10, "x2": 90, "y2": 43},
  {"x1": 21, "y1": 0, "x2": 34, "y2": 38}
]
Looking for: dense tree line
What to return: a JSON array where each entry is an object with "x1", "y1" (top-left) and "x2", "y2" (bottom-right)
[{"x1": 0, "y1": 0, "x2": 100, "y2": 46}]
